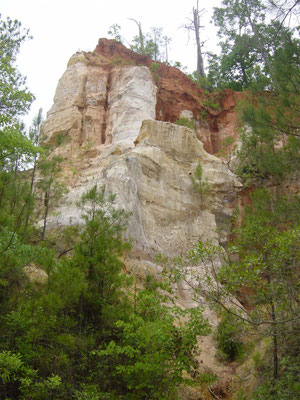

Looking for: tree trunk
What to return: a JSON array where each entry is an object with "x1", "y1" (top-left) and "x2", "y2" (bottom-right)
[
  {"x1": 193, "y1": 1, "x2": 205, "y2": 79},
  {"x1": 267, "y1": 272, "x2": 278, "y2": 381},
  {"x1": 243, "y1": 0, "x2": 274, "y2": 74},
  {"x1": 41, "y1": 190, "x2": 50, "y2": 240},
  {"x1": 271, "y1": 300, "x2": 278, "y2": 380},
  {"x1": 138, "y1": 22, "x2": 144, "y2": 54},
  {"x1": 24, "y1": 156, "x2": 37, "y2": 230},
  {"x1": 130, "y1": 19, "x2": 144, "y2": 54}
]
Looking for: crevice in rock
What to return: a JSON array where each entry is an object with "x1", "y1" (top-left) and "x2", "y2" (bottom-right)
[
  {"x1": 209, "y1": 119, "x2": 221, "y2": 154},
  {"x1": 78, "y1": 75, "x2": 88, "y2": 146},
  {"x1": 101, "y1": 70, "x2": 112, "y2": 144},
  {"x1": 79, "y1": 108, "x2": 86, "y2": 146}
]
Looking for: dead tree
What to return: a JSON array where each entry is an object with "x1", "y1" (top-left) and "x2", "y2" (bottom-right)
[
  {"x1": 129, "y1": 18, "x2": 145, "y2": 54},
  {"x1": 183, "y1": 1, "x2": 206, "y2": 80}
]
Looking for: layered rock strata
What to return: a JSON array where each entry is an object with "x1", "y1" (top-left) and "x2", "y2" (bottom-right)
[
  {"x1": 46, "y1": 118, "x2": 241, "y2": 256},
  {"x1": 42, "y1": 37, "x2": 242, "y2": 278},
  {"x1": 42, "y1": 40, "x2": 243, "y2": 386},
  {"x1": 44, "y1": 39, "x2": 241, "y2": 156}
]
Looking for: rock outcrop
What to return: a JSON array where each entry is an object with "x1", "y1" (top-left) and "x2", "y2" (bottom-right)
[
  {"x1": 43, "y1": 49, "x2": 157, "y2": 155},
  {"x1": 42, "y1": 39, "x2": 242, "y2": 251},
  {"x1": 42, "y1": 36, "x2": 242, "y2": 284},
  {"x1": 45, "y1": 118, "x2": 241, "y2": 256},
  {"x1": 44, "y1": 39, "x2": 244, "y2": 276},
  {"x1": 42, "y1": 39, "x2": 243, "y2": 390},
  {"x1": 44, "y1": 39, "x2": 241, "y2": 156}
]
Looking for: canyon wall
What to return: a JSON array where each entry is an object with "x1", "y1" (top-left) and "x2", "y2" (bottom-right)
[
  {"x1": 42, "y1": 39, "x2": 243, "y2": 389},
  {"x1": 43, "y1": 39, "x2": 242, "y2": 258}
]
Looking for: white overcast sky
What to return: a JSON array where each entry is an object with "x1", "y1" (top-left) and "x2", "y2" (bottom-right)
[{"x1": 1, "y1": 0, "x2": 221, "y2": 127}]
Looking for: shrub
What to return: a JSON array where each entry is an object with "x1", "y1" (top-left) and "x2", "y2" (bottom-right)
[
  {"x1": 175, "y1": 117, "x2": 195, "y2": 130},
  {"x1": 216, "y1": 312, "x2": 244, "y2": 362},
  {"x1": 191, "y1": 162, "x2": 210, "y2": 205},
  {"x1": 150, "y1": 62, "x2": 161, "y2": 85}
]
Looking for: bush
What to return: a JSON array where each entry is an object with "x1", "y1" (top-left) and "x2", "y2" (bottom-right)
[
  {"x1": 191, "y1": 162, "x2": 210, "y2": 205},
  {"x1": 150, "y1": 62, "x2": 161, "y2": 85},
  {"x1": 251, "y1": 357, "x2": 300, "y2": 400},
  {"x1": 175, "y1": 117, "x2": 195, "y2": 130},
  {"x1": 92, "y1": 277, "x2": 210, "y2": 399},
  {"x1": 216, "y1": 312, "x2": 244, "y2": 362}
]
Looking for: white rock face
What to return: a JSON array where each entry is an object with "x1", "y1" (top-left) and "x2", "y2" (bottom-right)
[
  {"x1": 42, "y1": 50, "x2": 242, "y2": 266},
  {"x1": 43, "y1": 54, "x2": 157, "y2": 154},
  {"x1": 48, "y1": 119, "x2": 241, "y2": 256},
  {"x1": 180, "y1": 109, "x2": 194, "y2": 120},
  {"x1": 106, "y1": 66, "x2": 157, "y2": 149}
]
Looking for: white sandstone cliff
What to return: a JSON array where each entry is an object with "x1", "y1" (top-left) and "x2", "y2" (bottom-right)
[
  {"x1": 43, "y1": 51, "x2": 241, "y2": 257},
  {"x1": 42, "y1": 49, "x2": 243, "y2": 388}
]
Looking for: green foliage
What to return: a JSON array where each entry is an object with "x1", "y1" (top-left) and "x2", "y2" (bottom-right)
[
  {"x1": 54, "y1": 131, "x2": 71, "y2": 147},
  {"x1": 0, "y1": 229, "x2": 54, "y2": 329},
  {"x1": 209, "y1": 1, "x2": 300, "y2": 186},
  {"x1": 209, "y1": 0, "x2": 299, "y2": 91},
  {"x1": 0, "y1": 15, "x2": 34, "y2": 127},
  {"x1": 163, "y1": 188, "x2": 299, "y2": 387},
  {"x1": 71, "y1": 185, "x2": 132, "y2": 333},
  {"x1": 175, "y1": 117, "x2": 195, "y2": 130},
  {"x1": 130, "y1": 25, "x2": 171, "y2": 62},
  {"x1": 236, "y1": 91, "x2": 300, "y2": 184},
  {"x1": 0, "y1": 9, "x2": 299, "y2": 400},
  {"x1": 0, "y1": 165, "x2": 33, "y2": 234},
  {"x1": 0, "y1": 186, "x2": 131, "y2": 398},
  {"x1": 191, "y1": 162, "x2": 210, "y2": 204},
  {"x1": 219, "y1": 190, "x2": 300, "y2": 325},
  {"x1": 216, "y1": 312, "x2": 245, "y2": 362},
  {"x1": 0, "y1": 184, "x2": 212, "y2": 399},
  {"x1": 37, "y1": 155, "x2": 67, "y2": 240},
  {"x1": 252, "y1": 351, "x2": 266, "y2": 373},
  {"x1": 21, "y1": 374, "x2": 63, "y2": 400},
  {"x1": 0, "y1": 350, "x2": 24, "y2": 384},
  {"x1": 93, "y1": 277, "x2": 210, "y2": 399},
  {"x1": 107, "y1": 24, "x2": 122, "y2": 43},
  {"x1": 220, "y1": 136, "x2": 235, "y2": 150},
  {"x1": 216, "y1": 136, "x2": 237, "y2": 170},
  {"x1": 0, "y1": 11, "x2": 213, "y2": 400},
  {"x1": 109, "y1": 57, "x2": 134, "y2": 66},
  {"x1": 0, "y1": 336, "x2": 65, "y2": 399},
  {"x1": 150, "y1": 61, "x2": 161, "y2": 84},
  {"x1": 74, "y1": 384, "x2": 112, "y2": 400},
  {"x1": 251, "y1": 357, "x2": 300, "y2": 400},
  {"x1": 169, "y1": 60, "x2": 188, "y2": 72},
  {"x1": 209, "y1": 0, "x2": 269, "y2": 90},
  {"x1": 198, "y1": 372, "x2": 217, "y2": 385},
  {"x1": 187, "y1": 71, "x2": 213, "y2": 90},
  {"x1": 201, "y1": 92, "x2": 221, "y2": 111},
  {"x1": 0, "y1": 15, "x2": 35, "y2": 190}
]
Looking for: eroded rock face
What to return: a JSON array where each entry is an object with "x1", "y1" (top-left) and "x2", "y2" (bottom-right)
[
  {"x1": 43, "y1": 51, "x2": 157, "y2": 157},
  {"x1": 42, "y1": 40, "x2": 243, "y2": 388},
  {"x1": 45, "y1": 39, "x2": 242, "y2": 158},
  {"x1": 43, "y1": 54, "x2": 106, "y2": 151},
  {"x1": 47, "y1": 119, "x2": 241, "y2": 256},
  {"x1": 45, "y1": 39, "x2": 241, "y2": 156},
  {"x1": 42, "y1": 37, "x2": 243, "y2": 275},
  {"x1": 42, "y1": 40, "x2": 243, "y2": 255},
  {"x1": 106, "y1": 66, "x2": 157, "y2": 148}
]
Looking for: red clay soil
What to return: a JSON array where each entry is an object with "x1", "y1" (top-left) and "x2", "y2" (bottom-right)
[{"x1": 94, "y1": 38, "x2": 241, "y2": 154}]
